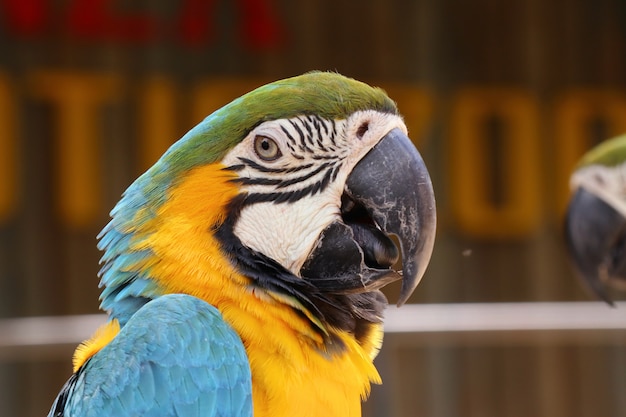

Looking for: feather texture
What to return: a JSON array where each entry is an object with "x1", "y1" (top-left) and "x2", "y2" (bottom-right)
[
  {"x1": 48, "y1": 294, "x2": 252, "y2": 417},
  {"x1": 50, "y1": 72, "x2": 407, "y2": 417}
]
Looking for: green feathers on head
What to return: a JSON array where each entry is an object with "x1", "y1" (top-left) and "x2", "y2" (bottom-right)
[
  {"x1": 120, "y1": 71, "x2": 398, "y2": 224},
  {"x1": 157, "y1": 71, "x2": 398, "y2": 178},
  {"x1": 577, "y1": 133, "x2": 626, "y2": 169}
]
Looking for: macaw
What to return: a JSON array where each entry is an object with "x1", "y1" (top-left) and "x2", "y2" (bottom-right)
[
  {"x1": 47, "y1": 72, "x2": 437, "y2": 417},
  {"x1": 565, "y1": 133, "x2": 626, "y2": 304}
]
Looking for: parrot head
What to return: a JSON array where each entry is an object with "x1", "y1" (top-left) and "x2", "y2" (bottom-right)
[
  {"x1": 98, "y1": 72, "x2": 436, "y2": 351},
  {"x1": 565, "y1": 133, "x2": 626, "y2": 304}
]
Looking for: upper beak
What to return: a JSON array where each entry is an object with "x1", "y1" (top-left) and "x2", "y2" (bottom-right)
[
  {"x1": 300, "y1": 128, "x2": 436, "y2": 306},
  {"x1": 564, "y1": 187, "x2": 626, "y2": 305}
]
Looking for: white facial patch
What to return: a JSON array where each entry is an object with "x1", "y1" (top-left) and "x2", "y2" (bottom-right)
[
  {"x1": 571, "y1": 162, "x2": 626, "y2": 218},
  {"x1": 221, "y1": 110, "x2": 407, "y2": 276}
]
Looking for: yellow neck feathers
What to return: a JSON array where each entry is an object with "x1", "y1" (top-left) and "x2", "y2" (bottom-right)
[
  {"x1": 73, "y1": 319, "x2": 120, "y2": 372},
  {"x1": 122, "y1": 163, "x2": 383, "y2": 417}
]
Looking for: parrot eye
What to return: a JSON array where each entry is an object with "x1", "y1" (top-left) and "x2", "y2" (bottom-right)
[{"x1": 254, "y1": 135, "x2": 282, "y2": 161}]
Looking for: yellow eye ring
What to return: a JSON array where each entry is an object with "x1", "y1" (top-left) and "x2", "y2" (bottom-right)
[{"x1": 254, "y1": 135, "x2": 282, "y2": 161}]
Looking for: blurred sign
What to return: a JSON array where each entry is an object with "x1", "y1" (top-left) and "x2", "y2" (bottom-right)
[
  {"x1": 1, "y1": 0, "x2": 283, "y2": 48},
  {"x1": 1, "y1": 70, "x2": 626, "y2": 236}
]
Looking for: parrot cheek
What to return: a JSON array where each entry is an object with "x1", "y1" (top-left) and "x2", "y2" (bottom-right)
[{"x1": 301, "y1": 128, "x2": 436, "y2": 305}]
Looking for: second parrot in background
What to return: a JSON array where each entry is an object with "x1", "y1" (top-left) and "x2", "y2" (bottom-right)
[{"x1": 565, "y1": 134, "x2": 626, "y2": 303}]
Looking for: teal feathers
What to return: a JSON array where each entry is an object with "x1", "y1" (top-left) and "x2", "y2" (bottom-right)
[
  {"x1": 50, "y1": 295, "x2": 252, "y2": 417},
  {"x1": 49, "y1": 72, "x2": 403, "y2": 417}
]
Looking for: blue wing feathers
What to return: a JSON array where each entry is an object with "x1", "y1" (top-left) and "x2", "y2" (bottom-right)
[{"x1": 50, "y1": 294, "x2": 252, "y2": 417}]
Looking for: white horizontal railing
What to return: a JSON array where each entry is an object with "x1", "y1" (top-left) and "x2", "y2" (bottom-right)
[
  {"x1": 382, "y1": 301, "x2": 626, "y2": 346},
  {"x1": 0, "y1": 302, "x2": 624, "y2": 359},
  {"x1": 383, "y1": 301, "x2": 626, "y2": 332},
  {"x1": 0, "y1": 314, "x2": 106, "y2": 349}
]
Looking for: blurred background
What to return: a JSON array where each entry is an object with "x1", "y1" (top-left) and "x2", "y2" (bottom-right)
[{"x1": 0, "y1": 0, "x2": 625, "y2": 416}]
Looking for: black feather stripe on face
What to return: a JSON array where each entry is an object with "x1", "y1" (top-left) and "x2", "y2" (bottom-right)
[
  {"x1": 224, "y1": 116, "x2": 347, "y2": 205},
  {"x1": 213, "y1": 193, "x2": 386, "y2": 350}
]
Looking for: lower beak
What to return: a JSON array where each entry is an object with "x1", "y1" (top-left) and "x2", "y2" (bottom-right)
[{"x1": 301, "y1": 128, "x2": 436, "y2": 306}]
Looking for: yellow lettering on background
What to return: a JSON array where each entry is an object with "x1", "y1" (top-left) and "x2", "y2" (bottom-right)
[
  {"x1": 29, "y1": 72, "x2": 121, "y2": 228},
  {"x1": 449, "y1": 88, "x2": 542, "y2": 239},
  {"x1": 554, "y1": 90, "x2": 626, "y2": 215},
  {"x1": 191, "y1": 78, "x2": 269, "y2": 125},
  {"x1": 139, "y1": 76, "x2": 180, "y2": 171},
  {"x1": 0, "y1": 73, "x2": 17, "y2": 222}
]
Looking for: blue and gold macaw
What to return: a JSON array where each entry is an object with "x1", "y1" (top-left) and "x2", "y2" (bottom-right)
[
  {"x1": 48, "y1": 72, "x2": 437, "y2": 417},
  {"x1": 565, "y1": 133, "x2": 626, "y2": 303}
]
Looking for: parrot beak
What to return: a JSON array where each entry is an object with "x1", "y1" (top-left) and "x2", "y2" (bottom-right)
[
  {"x1": 564, "y1": 187, "x2": 626, "y2": 305},
  {"x1": 301, "y1": 128, "x2": 436, "y2": 306}
]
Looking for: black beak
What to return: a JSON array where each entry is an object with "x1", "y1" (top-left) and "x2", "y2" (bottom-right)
[
  {"x1": 564, "y1": 187, "x2": 626, "y2": 305},
  {"x1": 301, "y1": 128, "x2": 436, "y2": 306}
]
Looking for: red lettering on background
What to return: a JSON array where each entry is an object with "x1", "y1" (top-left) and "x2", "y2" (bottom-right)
[
  {"x1": 66, "y1": 0, "x2": 156, "y2": 41},
  {"x1": 238, "y1": 0, "x2": 283, "y2": 49},
  {"x1": 0, "y1": 0, "x2": 284, "y2": 48},
  {"x1": 178, "y1": 0, "x2": 217, "y2": 46},
  {"x1": 1, "y1": 0, "x2": 46, "y2": 36}
]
